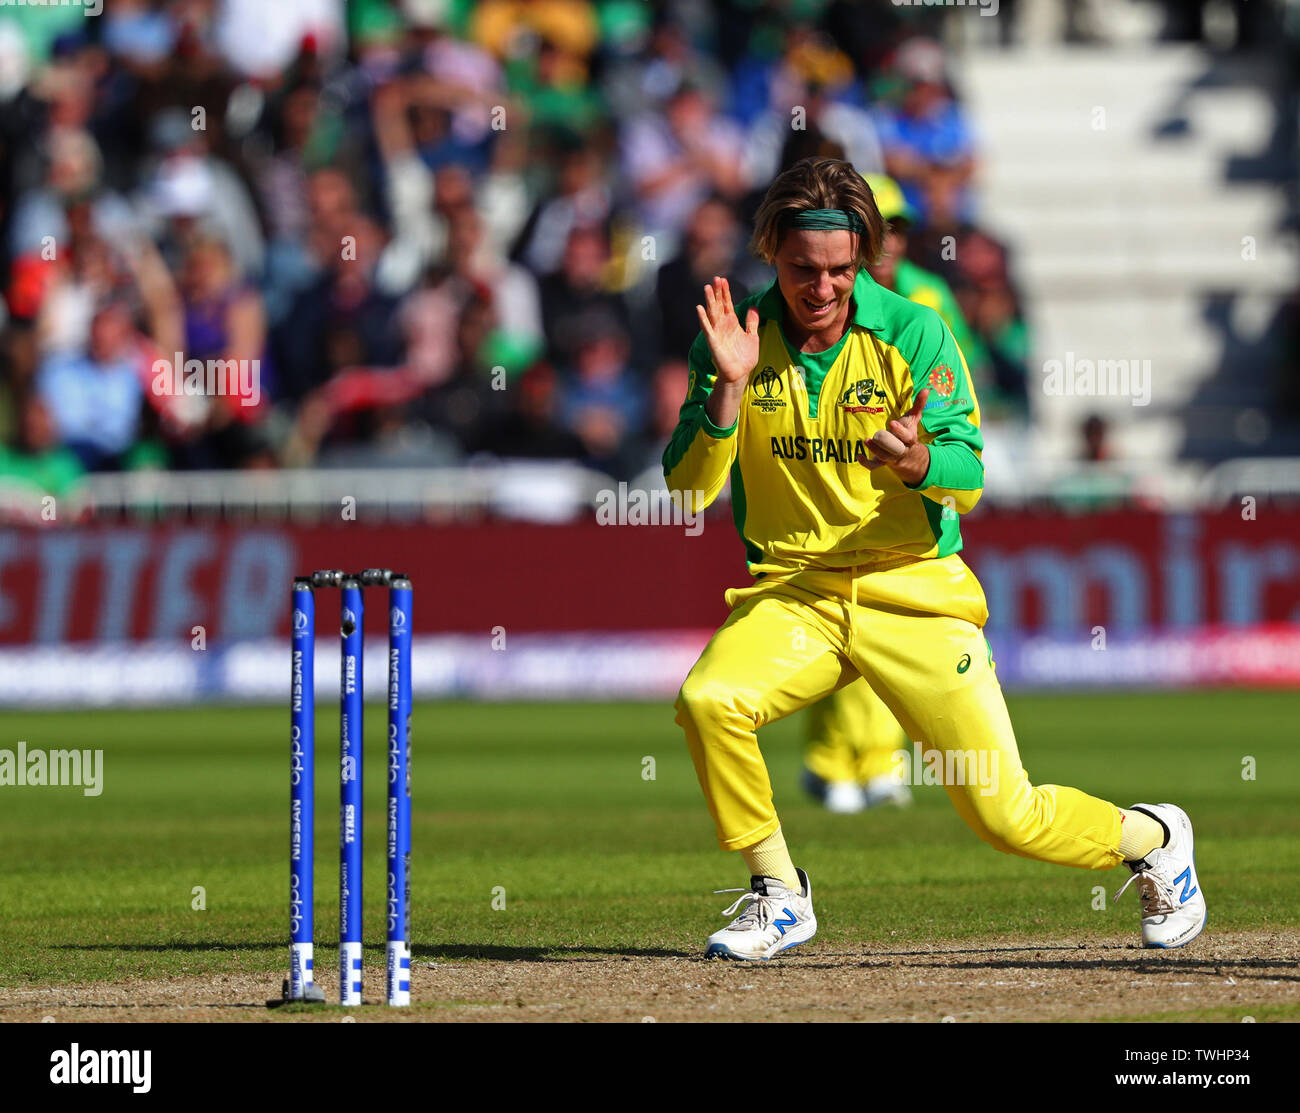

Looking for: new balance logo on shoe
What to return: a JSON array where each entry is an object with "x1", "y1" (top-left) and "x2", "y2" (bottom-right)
[
  {"x1": 1115, "y1": 804, "x2": 1206, "y2": 949},
  {"x1": 705, "y1": 868, "x2": 817, "y2": 960}
]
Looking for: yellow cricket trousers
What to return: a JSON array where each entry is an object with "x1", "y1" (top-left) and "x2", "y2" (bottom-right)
[{"x1": 674, "y1": 555, "x2": 1123, "y2": 868}]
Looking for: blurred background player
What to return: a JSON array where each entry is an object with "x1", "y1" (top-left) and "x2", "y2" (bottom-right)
[{"x1": 801, "y1": 676, "x2": 910, "y2": 813}]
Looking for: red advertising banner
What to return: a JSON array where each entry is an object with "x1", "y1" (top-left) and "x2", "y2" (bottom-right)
[{"x1": 0, "y1": 509, "x2": 1297, "y2": 645}]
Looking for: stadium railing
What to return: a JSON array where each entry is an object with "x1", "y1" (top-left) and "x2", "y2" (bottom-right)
[{"x1": 1, "y1": 456, "x2": 1298, "y2": 526}]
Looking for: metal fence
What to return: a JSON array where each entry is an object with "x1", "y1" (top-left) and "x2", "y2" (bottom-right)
[{"x1": 2, "y1": 456, "x2": 1298, "y2": 526}]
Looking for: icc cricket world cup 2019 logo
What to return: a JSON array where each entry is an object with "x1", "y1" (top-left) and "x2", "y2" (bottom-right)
[{"x1": 749, "y1": 366, "x2": 786, "y2": 414}]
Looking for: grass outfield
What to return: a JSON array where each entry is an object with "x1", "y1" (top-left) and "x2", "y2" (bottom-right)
[{"x1": 0, "y1": 690, "x2": 1296, "y2": 991}]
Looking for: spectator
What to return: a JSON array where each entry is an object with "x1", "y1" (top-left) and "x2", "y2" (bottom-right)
[
  {"x1": 395, "y1": 181, "x2": 544, "y2": 399},
  {"x1": 137, "y1": 107, "x2": 267, "y2": 280},
  {"x1": 417, "y1": 284, "x2": 503, "y2": 456},
  {"x1": 468, "y1": 0, "x2": 599, "y2": 64},
  {"x1": 32, "y1": 203, "x2": 182, "y2": 364},
  {"x1": 620, "y1": 82, "x2": 746, "y2": 249},
  {"x1": 1276, "y1": 287, "x2": 1300, "y2": 419},
  {"x1": 36, "y1": 300, "x2": 146, "y2": 472},
  {"x1": 602, "y1": 18, "x2": 727, "y2": 120},
  {"x1": 632, "y1": 358, "x2": 691, "y2": 475},
  {"x1": 274, "y1": 214, "x2": 403, "y2": 406},
  {"x1": 0, "y1": 395, "x2": 84, "y2": 498},
  {"x1": 656, "y1": 196, "x2": 752, "y2": 363},
  {"x1": 213, "y1": 0, "x2": 347, "y2": 80},
  {"x1": 0, "y1": 321, "x2": 39, "y2": 445},
  {"x1": 167, "y1": 232, "x2": 273, "y2": 468},
  {"x1": 512, "y1": 141, "x2": 613, "y2": 277},
  {"x1": 8, "y1": 124, "x2": 138, "y2": 264},
  {"x1": 441, "y1": 198, "x2": 543, "y2": 360},
  {"x1": 254, "y1": 83, "x2": 337, "y2": 247},
  {"x1": 1081, "y1": 414, "x2": 1110, "y2": 462},
  {"x1": 508, "y1": 34, "x2": 607, "y2": 137},
  {"x1": 872, "y1": 37, "x2": 976, "y2": 227},
  {"x1": 482, "y1": 361, "x2": 586, "y2": 461},
  {"x1": 744, "y1": 28, "x2": 883, "y2": 186},
  {"x1": 101, "y1": 0, "x2": 177, "y2": 72},
  {"x1": 557, "y1": 318, "x2": 644, "y2": 478},
  {"x1": 539, "y1": 225, "x2": 631, "y2": 373}
]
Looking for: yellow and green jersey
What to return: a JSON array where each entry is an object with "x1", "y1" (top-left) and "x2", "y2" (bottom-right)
[{"x1": 662, "y1": 269, "x2": 983, "y2": 573}]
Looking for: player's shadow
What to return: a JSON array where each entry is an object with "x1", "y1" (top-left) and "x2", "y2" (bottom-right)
[
  {"x1": 54, "y1": 942, "x2": 692, "y2": 960},
  {"x1": 412, "y1": 943, "x2": 689, "y2": 962},
  {"x1": 0, "y1": 1000, "x2": 266, "y2": 1011},
  {"x1": 797, "y1": 943, "x2": 1300, "y2": 982},
  {"x1": 53, "y1": 942, "x2": 279, "y2": 952}
]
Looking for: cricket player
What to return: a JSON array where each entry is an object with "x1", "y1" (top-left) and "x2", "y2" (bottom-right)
[{"x1": 663, "y1": 157, "x2": 1206, "y2": 959}]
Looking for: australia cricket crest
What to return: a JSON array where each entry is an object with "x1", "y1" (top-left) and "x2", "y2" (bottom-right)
[{"x1": 840, "y1": 377, "x2": 887, "y2": 414}]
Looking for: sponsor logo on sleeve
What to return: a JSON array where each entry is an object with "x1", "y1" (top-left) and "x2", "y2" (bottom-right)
[{"x1": 925, "y1": 366, "x2": 957, "y2": 408}]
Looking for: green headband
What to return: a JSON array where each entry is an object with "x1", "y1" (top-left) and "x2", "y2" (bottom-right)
[{"x1": 786, "y1": 208, "x2": 865, "y2": 233}]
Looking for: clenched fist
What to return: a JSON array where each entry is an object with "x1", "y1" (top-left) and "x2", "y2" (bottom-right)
[{"x1": 856, "y1": 388, "x2": 932, "y2": 487}]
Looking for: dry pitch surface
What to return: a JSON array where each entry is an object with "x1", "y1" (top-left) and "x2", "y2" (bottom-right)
[{"x1": 2, "y1": 930, "x2": 1295, "y2": 1023}]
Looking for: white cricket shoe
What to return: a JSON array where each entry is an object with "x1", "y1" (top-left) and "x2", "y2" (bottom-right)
[
  {"x1": 1114, "y1": 803, "x2": 1207, "y2": 949},
  {"x1": 801, "y1": 770, "x2": 866, "y2": 813},
  {"x1": 863, "y1": 774, "x2": 913, "y2": 810},
  {"x1": 705, "y1": 869, "x2": 817, "y2": 960},
  {"x1": 825, "y1": 780, "x2": 868, "y2": 814}
]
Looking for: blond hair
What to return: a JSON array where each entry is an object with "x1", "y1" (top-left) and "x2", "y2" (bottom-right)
[{"x1": 750, "y1": 157, "x2": 884, "y2": 268}]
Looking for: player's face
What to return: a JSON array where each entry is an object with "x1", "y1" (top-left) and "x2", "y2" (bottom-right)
[{"x1": 773, "y1": 229, "x2": 858, "y2": 334}]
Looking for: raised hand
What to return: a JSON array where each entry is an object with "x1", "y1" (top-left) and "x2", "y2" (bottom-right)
[
  {"x1": 696, "y1": 277, "x2": 760, "y2": 387},
  {"x1": 857, "y1": 388, "x2": 931, "y2": 487}
]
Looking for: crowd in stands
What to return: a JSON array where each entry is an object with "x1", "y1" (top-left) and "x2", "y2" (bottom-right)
[{"x1": 0, "y1": 0, "x2": 1035, "y2": 495}]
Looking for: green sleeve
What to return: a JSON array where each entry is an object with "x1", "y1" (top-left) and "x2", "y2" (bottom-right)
[
  {"x1": 936, "y1": 283, "x2": 992, "y2": 386},
  {"x1": 908, "y1": 315, "x2": 984, "y2": 513},
  {"x1": 661, "y1": 331, "x2": 739, "y2": 512}
]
